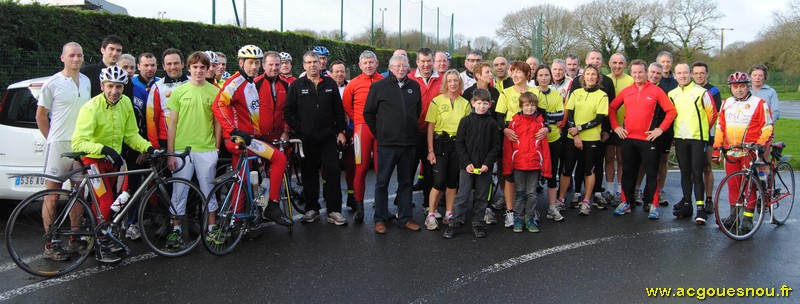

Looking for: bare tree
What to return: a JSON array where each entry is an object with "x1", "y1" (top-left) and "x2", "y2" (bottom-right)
[
  {"x1": 574, "y1": 0, "x2": 624, "y2": 60},
  {"x1": 660, "y1": 0, "x2": 723, "y2": 60},
  {"x1": 610, "y1": 1, "x2": 663, "y2": 61},
  {"x1": 472, "y1": 36, "x2": 498, "y2": 58},
  {"x1": 495, "y1": 4, "x2": 579, "y2": 61}
]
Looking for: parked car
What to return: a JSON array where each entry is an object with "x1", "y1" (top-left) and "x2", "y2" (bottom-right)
[{"x1": 0, "y1": 77, "x2": 51, "y2": 200}]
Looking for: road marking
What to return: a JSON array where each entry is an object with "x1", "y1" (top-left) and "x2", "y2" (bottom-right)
[
  {"x1": 0, "y1": 253, "x2": 157, "y2": 301},
  {"x1": 0, "y1": 254, "x2": 44, "y2": 273},
  {"x1": 410, "y1": 227, "x2": 687, "y2": 304}
]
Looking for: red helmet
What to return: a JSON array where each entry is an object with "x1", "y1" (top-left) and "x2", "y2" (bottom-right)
[{"x1": 728, "y1": 72, "x2": 750, "y2": 84}]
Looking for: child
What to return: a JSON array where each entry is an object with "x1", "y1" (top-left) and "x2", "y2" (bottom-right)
[
  {"x1": 503, "y1": 92, "x2": 552, "y2": 233},
  {"x1": 443, "y1": 89, "x2": 501, "y2": 239}
]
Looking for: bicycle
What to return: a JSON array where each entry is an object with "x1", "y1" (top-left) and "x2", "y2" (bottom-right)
[
  {"x1": 713, "y1": 142, "x2": 795, "y2": 241},
  {"x1": 5, "y1": 147, "x2": 205, "y2": 277},
  {"x1": 202, "y1": 136, "x2": 304, "y2": 256}
]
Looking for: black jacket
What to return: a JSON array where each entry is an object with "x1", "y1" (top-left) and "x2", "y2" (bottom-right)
[
  {"x1": 363, "y1": 74, "x2": 421, "y2": 147},
  {"x1": 284, "y1": 75, "x2": 346, "y2": 143},
  {"x1": 81, "y1": 63, "x2": 134, "y2": 100},
  {"x1": 455, "y1": 112, "x2": 501, "y2": 169},
  {"x1": 462, "y1": 84, "x2": 500, "y2": 118}
]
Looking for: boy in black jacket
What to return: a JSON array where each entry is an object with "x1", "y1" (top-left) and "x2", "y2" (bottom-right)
[{"x1": 444, "y1": 89, "x2": 501, "y2": 239}]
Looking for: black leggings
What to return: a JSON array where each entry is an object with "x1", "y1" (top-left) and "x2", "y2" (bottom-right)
[
  {"x1": 620, "y1": 139, "x2": 659, "y2": 206},
  {"x1": 547, "y1": 138, "x2": 561, "y2": 188},
  {"x1": 561, "y1": 140, "x2": 600, "y2": 178},
  {"x1": 432, "y1": 140, "x2": 459, "y2": 190},
  {"x1": 675, "y1": 138, "x2": 706, "y2": 202}
]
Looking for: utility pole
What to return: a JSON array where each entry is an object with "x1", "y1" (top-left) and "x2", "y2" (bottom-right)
[
  {"x1": 717, "y1": 28, "x2": 734, "y2": 57},
  {"x1": 379, "y1": 8, "x2": 387, "y2": 29},
  {"x1": 243, "y1": 0, "x2": 247, "y2": 28}
]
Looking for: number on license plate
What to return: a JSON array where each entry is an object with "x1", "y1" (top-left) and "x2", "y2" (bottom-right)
[{"x1": 16, "y1": 176, "x2": 45, "y2": 188}]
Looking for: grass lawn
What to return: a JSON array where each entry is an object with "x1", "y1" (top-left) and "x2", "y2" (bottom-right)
[
  {"x1": 778, "y1": 92, "x2": 800, "y2": 101},
  {"x1": 773, "y1": 118, "x2": 800, "y2": 169}
]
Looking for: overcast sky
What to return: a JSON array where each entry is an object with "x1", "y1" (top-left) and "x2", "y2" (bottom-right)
[{"x1": 110, "y1": 0, "x2": 782, "y2": 48}]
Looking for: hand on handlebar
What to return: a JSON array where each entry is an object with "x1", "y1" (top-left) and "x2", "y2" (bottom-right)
[{"x1": 231, "y1": 129, "x2": 253, "y2": 146}]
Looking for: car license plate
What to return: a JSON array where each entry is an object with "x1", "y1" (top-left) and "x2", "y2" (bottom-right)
[{"x1": 16, "y1": 176, "x2": 45, "y2": 188}]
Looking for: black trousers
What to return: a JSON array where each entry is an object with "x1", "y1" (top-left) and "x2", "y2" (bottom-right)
[
  {"x1": 675, "y1": 138, "x2": 707, "y2": 202},
  {"x1": 621, "y1": 139, "x2": 659, "y2": 206},
  {"x1": 301, "y1": 138, "x2": 343, "y2": 213}
]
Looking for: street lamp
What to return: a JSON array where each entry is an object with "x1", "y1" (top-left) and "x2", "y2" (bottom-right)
[
  {"x1": 717, "y1": 28, "x2": 734, "y2": 57},
  {"x1": 379, "y1": 8, "x2": 387, "y2": 29}
]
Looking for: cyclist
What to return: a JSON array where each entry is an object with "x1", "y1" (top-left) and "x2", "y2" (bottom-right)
[
  {"x1": 214, "y1": 52, "x2": 229, "y2": 86},
  {"x1": 712, "y1": 72, "x2": 774, "y2": 232},
  {"x1": 492, "y1": 57, "x2": 513, "y2": 92},
  {"x1": 605, "y1": 53, "x2": 634, "y2": 206},
  {"x1": 434, "y1": 51, "x2": 451, "y2": 77},
  {"x1": 279, "y1": 52, "x2": 296, "y2": 84},
  {"x1": 81, "y1": 35, "x2": 133, "y2": 100},
  {"x1": 117, "y1": 54, "x2": 136, "y2": 79},
  {"x1": 692, "y1": 61, "x2": 722, "y2": 216},
  {"x1": 203, "y1": 50, "x2": 221, "y2": 88},
  {"x1": 213, "y1": 45, "x2": 294, "y2": 227},
  {"x1": 342, "y1": 50, "x2": 384, "y2": 223},
  {"x1": 410, "y1": 48, "x2": 443, "y2": 213},
  {"x1": 35, "y1": 42, "x2": 92, "y2": 261},
  {"x1": 146, "y1": 48, "x2": 189, "y2": 150},
  {"x1": 71, "y1": 65, "x2": 154, "y2": 263},
  {"x1": 330, "y1": 60, "x2": 357, "y2": 210},
  {"x1": 460, "y1": 50, "x2": 482, "y2": 91},
  {"x1": 299, "y1": 46, "x2": 331, "y2": 78},
  {"x1": 669, "y1": 63, "x2": 717, "y2": 221}
]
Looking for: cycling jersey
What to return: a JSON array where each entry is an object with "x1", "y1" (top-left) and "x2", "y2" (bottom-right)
[
  {"x1": 537, "y1": 88, "x2": 564, "y2": 142},
  {"x1": 608, "y1": 73, "x2": 634, "y2": 127},
  {"x1": 146, "y1": 74, "x2": 189, "y2": 148},
  {"x1": 714, "y1": 94, "x2": 774, "y2": 151},
  {"x1": 410, "y1": 69, "x2": 443, "y2": 132},
  {"x1": 668, "y1": 82, "x2": 717, "y2": 141},
  {"x1": 166, "y1": 82, "x2": 219, "y2": 152},
  {"x1": 37, "y1": 72, "x2": 91, "y2": 143},
  {"x1": 280, "y1": 74, "x2": 296, "y2": 85},
  {"x1": 72, "y1": 94, "x2": 152, "y2": 158},
  {"x1": 460, "y1": 71, "x2": 476, "y2": 92},
  {"x1": 496, "y1": 86, "x2": 541, "y2": 122},
  {"x1": 132, "y1": 75, "x2": 158, "y2": 137},
  {"x1": 252, "y1": 74, "x2": 291, "y2": 139},
  {"x1": 342, "y1": 72, "x2": 384, "y2": 124},
  {"x1": 550, "y1": 76, "x2": 571, "y2": 102},
  {"x1": 494, "y1": 76, "x2": 513, "y2": 93},
  {"x1": 425, "y1": 94, "x2": 471, "y2": 136},
  {"x1": 609, "y1": 82, "x2": 676, "y2": 141},
  {"x1": 565, "y1": 88, "x2": 609, "y2": 141},
  {"x1": 700, "y1": 82, "x2": 722, "y2": 138}
]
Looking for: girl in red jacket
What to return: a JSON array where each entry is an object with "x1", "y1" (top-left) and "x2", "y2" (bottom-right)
[{"x1": 503, "y1": 92, "x2": 552, "y2": 233}]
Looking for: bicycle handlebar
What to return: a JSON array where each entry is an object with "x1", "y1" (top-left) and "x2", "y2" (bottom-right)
[
  {"x1": 153, "y1": 146, "x2": 192, "y2": 172},
  {"x1": 271, "y1": 138, "x2": 305, "y2": 158},
  {"x1": 718, "y1": 143, "x2": 766, "y2": 164}
]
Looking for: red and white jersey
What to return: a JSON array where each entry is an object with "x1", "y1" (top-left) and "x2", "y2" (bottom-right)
[{"x1": 714, "y1": 94, "x2": 774, "y2": 154}]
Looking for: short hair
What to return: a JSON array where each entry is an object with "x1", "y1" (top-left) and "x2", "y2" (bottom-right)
[
  {"x1": 749, "y1": 64, "x2": 769, "y2": 79},
  {"x1": 417, "y1": 47, "x2": 433, "y2": 58},
  {"x1": 303, "y1": 51, "x2": 319, "y2": 61},
  {"x1": 518, "y1": 91, "x2": 538, "y2": 109},
  {"x1": 119, "y1": 53, "x2": 135, "y2": 64},
  {"x1": 264, "y1": 51, "x2": 280, "y2": 61},
  {"x1": 673, "y1": 62, "x2": 690, "y2": 72},
  {"x1": 388, "y1": 54, "x2": 409, "y2": 69},
  {"x1": 215, "y1": 52, "x2": 227, "y2": 60},
  {"x1": 187, "y1": 51, "x2": 210, "y2": 67},
  {"x1": 359, "y1": 50, "x2": 377, "y2": 62},
  {"x1": 610, "y1": 53, "x2": 627, "y2": 64},
  {"x1": 62, "y1": 42, "x2": 82, "y2": 54},
  {"x1": 472, "y1": 62, "x2": 491, "y2": 77},
  {"x1": 162, "y1": 48, "x2": 183, "y2": 62},
  {"x1": 509, "y1": 61, "x2": 531, "y2": 80},
  {"x1": 440, "y1": 69, "x2": 463, "y2": 94},
  {"x1": 566, "y1": 54, "x2": 579, "y2": 62},
  {"x1": 656, "y1": 51, "x2": 673, "y2": 62},
  {"x1": 101, "y1": 35, "x2": 123, "y2": 49},
  {"x1": 330, "y1": 60, "x2": 346, "y2": 68},
  {"x1": 552, "y1": 59, "x2": 566, "y2": 67},
  {"x1": 138, "y1": 52, "x2": 155, "y2": 62},
  {"x1": 630, "y1": 59, "x2": 647, "y2": 70},
  {"x1": 579, "y1": 64, "x2": 603, "y2": 89},
  {"x1": 471, "y1": 88, "x2": 492, "y2": 103},
  {"x1": 586, "y1": 49, "x2": 603, "y2": 61},
  {"x1": 466, "y1": 49, "x2": 483, "y2": 58},
  {"x1": 691, "y1": 61, "x2": 709, "y2": 73},
  {"x1": 435, "y1": 51, "x2": 451, "y2": 61},
  {"x1": 533, "y1": 64, "x2": 552, "y2": 85},
  {"x1": 648, "y1": 62, "x2": 663, "y2": 71}
]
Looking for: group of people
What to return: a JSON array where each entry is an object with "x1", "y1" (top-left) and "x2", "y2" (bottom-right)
[{"x1": 35, "y1": 33, "x2": 778, "y2": 263}]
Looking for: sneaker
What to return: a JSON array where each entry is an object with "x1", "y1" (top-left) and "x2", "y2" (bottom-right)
[
  {"x1": 205, "y1": 227, "x2": 225, "y2": 245},
  {"x1": 491, "y1": 196, "x2": 505, "y2": 210},
  {"x1": 425, "y1": 214, "x2": 439, "y2": 230},
  {"x1": 263, "y1": 201, "x2": 294, "y2": 226},
  {"x1": 593, "y1": 193, "x2": 608, "y2": 210},
  {"x1": 165, "y1": 230, "x2": 183, "y2": 249},
  {"x1": 484, "y1": 208, "x2": 497, "y2": 225},
  {"x1": 346, "y1": 193, "x2": 356, "y2": 210},
  {"x1": 96, "y1": 247, "x2": 122, "y2": 264},
  {"x1": 44, "y1": 242, "x2": 69, "y2": 261},
  {"x1": 634, "y1": 189, "x2": 644, "y2": 206},
  {"x1": 525, "y1": 216, "x2": 539, "y2": 233},
  {"x1": 512, "y1": 217, "x2": 524, "y2": 233},
  {"x1": 721, "y1": 206, "x2": 741, "y2": 229},
  {"x1": 704, "y1": 197, "x2": 714, "y2": 214},
  {"x1": 546, "y1": 209, "x2": 564, "y2": 222},
  {"x1": 602, "y1": 191, "x2": 614, "y2": 205},
  {"x1": 571, "y1": 194, "x2": 582, "y2": 208},
  {"x1": 99, "y1": 237, "x2": 125, "y2": 253},
  {"x1": 614, "y1": 202, "x2": 631, "y2": 215},
  {"x1": 658, "y1": 190, "x2": 669, "y2": 206},
  {"x1": 504, "y1": 210, "x2": 515, "y2": 228},
  {"x1": 740, "y1": 216, "x2": 754, "y2": 234},
  {"x1": 473, "y1": 225, "x2": 487, "y2": 238},
  {"x1": 648, "y1": 205, "x2": 659, "y2": 220},
  {"x1": 126, "y1": 225, "x2": 141, "y2": 241},
  {"x1": 555, "y1": 198, "x2": 566, "y2": 211},
  {"x1": 66, "y1": 237, "x2": 90, "y2": 253},
  {"x1": 326, "y1": 212, "x2": 348, "y2": 226},
  {"x1": 579, "y1": 201, "x2": 591, "y2": 216},
  {"x1": 673, "y1": 201, "x2": 693, "y2": 218},
  {"x1": 695, "y1": 208, "x2": 707, "y2": 225},
  {"x1": 442, "y1": 225, "x2": 457, "y2": 239},
  {"x1": 612, "y1": 192, "x2": 622, "y2": 207},
  {"x1": 302, "y1": 210, "x2": 320, "y2": 223},
  {"x1": 443, "y1": 212, "x2": 453, "y2": 225}
]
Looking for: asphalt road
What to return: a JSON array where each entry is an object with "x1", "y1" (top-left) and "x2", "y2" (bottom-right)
[
  {"x1": 778, "y1": 101, "x2": 800, "y2": 120},
  {"x1": 0, "y1": 170, "x2": 797, "y2": 303}
]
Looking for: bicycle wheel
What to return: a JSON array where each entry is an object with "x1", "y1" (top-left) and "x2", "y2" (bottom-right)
[
  {"x1": 714, "y1": 171, "x2": 766, "y2": 240},
  {"x1": 287, "y1": 168, "x2": 306, "y2": 214},
  {"x1": 667, "y1": 145, "x2": 678, "y2": 166},
  {"x1": 138, "y1": 178, "x2": 205, "y2": 257},
  {"x1": 202, "y1": 179, "x2": 246, "y2": 256},
  {"x1": 770, "y1": 161, "x2": 795, "y2": 225},
  {"x1": 5, "y1": 189, "x2": 95, "y2": 277}
]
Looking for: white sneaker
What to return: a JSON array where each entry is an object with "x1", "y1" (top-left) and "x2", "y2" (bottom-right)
[
  {"x1": 484, "y1": 208, "x2": 497, "y2": 225},
  {"x1": 547, "y1": 209, "x2": 564, "y2": 221},
  {"x1": 424, "y1": 207, "x2": 443, "y2": 219},
  {"x1": 125, "y1": 224, "x2": 141, "y2": 240},
  {"x1": 424, "y1": 215, "x2": 439, "y2": 230},
  {"x1": 579, "y1": 202, "x2": 591, "y2": 216},
  {"x1": 326, "y1": 212, "x2": 347, "y2": 226},
  {"x1": 555, "y1": 198, "x2": 566, "y2": 211},
  {"x1": 303, "y1": 210, "x2": 320, "y2": 223},
  {"x1": 443, "y1": 212, "x2": 453, "y2": 224},
  {"x1": 504, "y1": 210, "x2": 514, "y2": 228}
]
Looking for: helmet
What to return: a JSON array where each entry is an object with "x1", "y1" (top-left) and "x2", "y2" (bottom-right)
[
  {"x1": 203, "y1": 50, "x2": 220, "y2": 64},
  {"x1": 237, "y1": 45, "x2": 264, "y2": 59},
  {"x1": 312, "y1": 46, "x2": 330, "y2": 57},
  {"x1": 444, "y1": 52, "x2": 452, "y2": 61},
  {"x1": 728, "y1": 72, "x2": 751, "y2": 84},
  {"x1": 100, "y1": 65, "x2": 128, "y2": 84},
  {"x1": 279, "y1": 52, "x2": 292, "y2": 62}
]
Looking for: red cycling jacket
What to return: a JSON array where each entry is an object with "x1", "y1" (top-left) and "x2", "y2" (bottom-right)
[
  {"x1": 502, "y1": 112, "x2": 552, "y2": 178},
  {"x1": 609, "y1": 81, "x2": 676, "y2": 141}
]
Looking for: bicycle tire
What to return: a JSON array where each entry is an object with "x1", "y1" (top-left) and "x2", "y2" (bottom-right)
[
  {"x1": 667, "y1": 145, "x2": 678, "y2": 166},
  {"x1": 770, "y1": 161, "x2": 795, "y2": 225},
  {"x1": 202, "y1": 179, "x2": 246, "y2": 256},
  {"x1": 286, "y1": 166, "x2": 305, "y2": 214},
  {"x1": 714, "y1": 171, "x2": 766, "y2": 240},
  {"x1": 5, "y1": 189, "x2": 95, "y2": 277},
  {"x1": 138, "y1": 177, "x2": 205, "y2": 258}
]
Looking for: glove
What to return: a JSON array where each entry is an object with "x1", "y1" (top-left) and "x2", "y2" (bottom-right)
[
  {"x1": 146, "y1": 146, "x2": 156, "y2": 155},
  {"x1": 230, "y1": 129, "x2": 253, "y2": 146},
  {"x1": 101, "y1": 146, "x2": 124, "y2": 166},
  {"x1": 711, "y1": 148, "x2": 720, "y2": 159}
]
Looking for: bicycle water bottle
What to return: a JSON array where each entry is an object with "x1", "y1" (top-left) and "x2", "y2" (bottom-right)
[
  {"x1": 758, "y1": 171, "x2": 767, "y2": 182},
  {"x1": 111, "y1": 190, "x2": 131, "y2": 212}
]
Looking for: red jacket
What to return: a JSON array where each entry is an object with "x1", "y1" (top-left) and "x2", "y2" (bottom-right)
[
  {"x1": 342, "y1": 72, "x2": 384, "y2": 124},
  {"x1": 409, "y1": 71, "x2": 443, "y2": 132},
  {"x1": 609, "y1": 81, "x2": 676, "y2": 141},
  {"x1": 503, "y1": 112, "x2": 552, "y2": 178},
  {"x1": 253, "y1": 74, "x2": 290, "y2": 140}
]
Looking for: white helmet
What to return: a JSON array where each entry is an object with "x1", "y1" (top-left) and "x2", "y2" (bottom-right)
[
  {"x1": 237, "y1": 45, "x2": 264, "y2": 59},
  {"x1": 99, "y1": 66, "x2": 128, "y2": 84},
  {"x1": 279, "y1": 52, "x2": 292, "y2": 62},
  {"x1": 203, "y1": 50, "x2": 220, "y2": 64}
]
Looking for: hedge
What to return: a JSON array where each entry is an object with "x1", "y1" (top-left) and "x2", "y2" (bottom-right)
[{"x1": 0, "y1": 2, "x2": 464, "y2": 88}]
